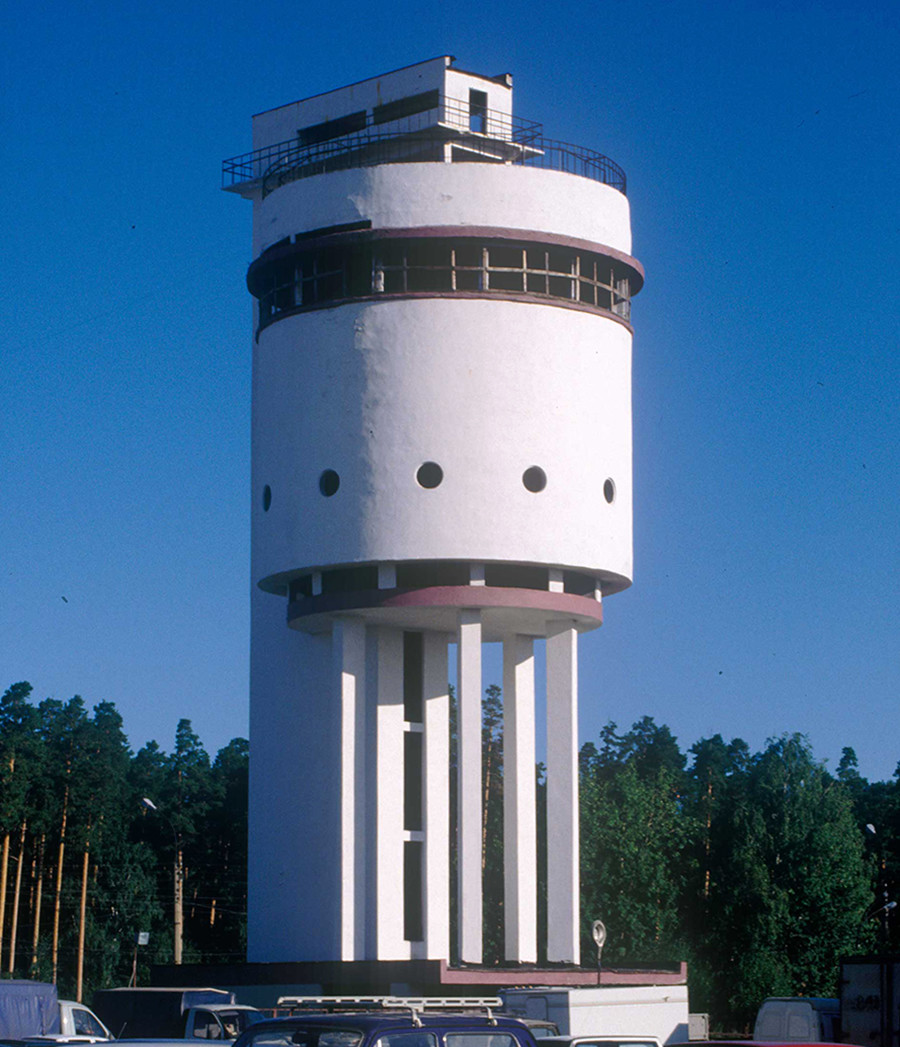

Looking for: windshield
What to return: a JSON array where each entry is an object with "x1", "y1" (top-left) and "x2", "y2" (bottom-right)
[
  {"x1": 445, "y1": 1034, "x2": 520, "y2": 1047},
  {"x1": 243, "y1": 1027, "x2": 363, "y2": 1047},
  {"x1": 214, "y1": 1012, "x2": 268, "y2": 1038}
]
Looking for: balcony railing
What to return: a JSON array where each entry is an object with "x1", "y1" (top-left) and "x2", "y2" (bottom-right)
[{"x1": 222, "y1": 97, "x2": 626, "y2": 196}]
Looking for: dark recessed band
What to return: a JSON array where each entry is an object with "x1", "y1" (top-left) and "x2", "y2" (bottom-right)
[{"x1": 250, "y1": 225, "x2": 644, "y2": 292}]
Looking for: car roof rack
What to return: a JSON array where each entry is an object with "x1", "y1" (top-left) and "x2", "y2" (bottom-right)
[{"x1": 275, "y1": 997, "x2": 503, "y2": 1027}]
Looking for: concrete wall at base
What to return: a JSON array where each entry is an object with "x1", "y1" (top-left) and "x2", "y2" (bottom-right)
[{"x1": 246, "y1": 589, "x2": 341, "y2": 961}]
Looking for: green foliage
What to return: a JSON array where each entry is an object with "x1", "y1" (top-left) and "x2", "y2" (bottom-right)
[
  {"x1": 2, "y1": 675, "x2": 896, "y2": 1034},
  {"x1": 0, "y1": 682, "x2": 38, "y2": 833},
  {"x1": 580, "y1": 719, "x2": 692, "y2": 965},
  {"x1": 684, "y1": 733, "x2": 875, "y2": 1028},
  {"x1": 580, "y1": 721, "x2": 882, "y2": 1032},
  {"x1": 0, "y1": 682, "x2": 248, "y2": 996},
  {"x1": 482, "y1": 684, "x2": 504, "y2": 963}
]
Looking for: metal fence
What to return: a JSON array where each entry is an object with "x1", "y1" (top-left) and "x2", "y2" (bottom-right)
[{"x1": 221, "y1": 97, "x2": 626, "y2": 196}]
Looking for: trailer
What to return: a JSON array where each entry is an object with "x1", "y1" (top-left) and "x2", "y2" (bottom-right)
[
  {"x1": 500, "y1": 986, "x2": 690, "y2": 1045},
  {"x1": 840, "y1": 957, "x2": 900, "y2": 1047}
]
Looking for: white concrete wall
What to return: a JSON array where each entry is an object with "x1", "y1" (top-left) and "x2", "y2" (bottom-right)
[
  {"x1": 253, "y1": 163, "x2": 632, "y2": 258},
  {"x1": 252, "y1": 57, "x2": 452, "y2": 149},
  {"x1": 251, "y1": 57, "x2": 512, "y2": 152},
  {"x1": 252, "y1": 296, "x2": 632, "y2": 590},
  {"x1": 421, "y1": 632, "x2": 450, "y2": 959},
  {"x1": 371, "y1": 627, "x2": 407, "y2": 959},
  {"x1": 545, "y1": 625, "x2": 580, "y2": 962},
  {"x1": 503, "y1": 635, "x2": 537, "y2": 962},
  {"x1": 444, "y1": 67, "x2": 513, "y2": 134},
  {"x1": 247, "y1": 589, "x2": 342, "y2": 960}
]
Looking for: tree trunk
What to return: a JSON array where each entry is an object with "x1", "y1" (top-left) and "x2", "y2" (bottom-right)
[
  {"x1": 174, "y1": 846, "x2": 184, "y2": 965},
  {"x1": 0, "y1": 832, "x2": 9, "y2": 960},
  {"x1": 76, "y1": 829, "x2": 91, "y2": 1002},
  {"x1": 8, "y1": 821, "x2": 26, "y2": 973},
  {"x1": 52, "y1": 786, "x2": 69, "y2": 984},
  {"x1": 703, "y1": 777, "x2": 713, "y2": 900},
  {"x1": 31, "y1": 835, "x2": 45, "y2": 974},
  {"x1": 482, "y1": 740, "x2": 494, "y2": 871}
]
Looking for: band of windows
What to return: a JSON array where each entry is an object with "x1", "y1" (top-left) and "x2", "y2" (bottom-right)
[{"x1": 249, "y1": 237, "x2": 633, "y2": 332}]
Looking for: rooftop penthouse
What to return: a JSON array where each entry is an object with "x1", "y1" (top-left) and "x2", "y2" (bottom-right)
[{"x1": 222, "y1": 55, "x2": 626, "y2": 197}]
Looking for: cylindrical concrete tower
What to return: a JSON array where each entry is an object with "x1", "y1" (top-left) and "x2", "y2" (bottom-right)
[{"x1": 223, "y1": 55, "x2": 643, "y2": 969}]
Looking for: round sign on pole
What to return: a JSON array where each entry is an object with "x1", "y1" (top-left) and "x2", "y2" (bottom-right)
[{"x1": 591, "y1": 918, "x2": 607, "y2": 970}]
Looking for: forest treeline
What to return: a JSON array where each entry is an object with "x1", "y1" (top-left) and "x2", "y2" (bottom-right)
[
  {"x1": 2, "y1": 680, "x2": 898, "y2": 1031},
  {"x1": 0, "y1": 682, "x2": 247, "y2": 1002},
  {"x1": 476, "y1": 690, "x2": 898, "y2": 1029}
]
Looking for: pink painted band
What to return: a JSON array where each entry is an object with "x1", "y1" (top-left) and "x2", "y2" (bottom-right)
[{"x1": 287, "y1": 584, "x2": 603, "y2": 624}]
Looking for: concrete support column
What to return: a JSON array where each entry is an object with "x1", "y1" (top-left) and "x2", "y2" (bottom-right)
[
  {"x1": 373, "y1": 627, "x2": 406, "y2": 958},
  {"x1": 422, "y1": 631, "x2": 450, "y2": 959},
  {"x1": 546, "y1": 622, "x2": 580, "y2": 963},
  {"x1": 332, "y1": 616, "x2": 367, "y2": 960},
  {"x1": 457, "y1": 608, "x2": 483, "y2": 963},
  {"x1": 503, "y1": 634, "x2": 537, "y2": 962}
]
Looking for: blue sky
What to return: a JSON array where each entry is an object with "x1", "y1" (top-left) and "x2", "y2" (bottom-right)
[{"x1": 2, "y1": 0, "x2": 898, "y2": 779}]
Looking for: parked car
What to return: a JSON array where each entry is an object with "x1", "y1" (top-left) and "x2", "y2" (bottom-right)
[
  {"x1": 538, "y1": 1037, "x2": 660, "y2": 1047},
  {"x1": 233, "y1": 1003, "x2": 539, "y2": 1047},
  {"x1": 519, "y1": 1023, "x2": 560, "y2": 1041},
  {"x1": 672, "y1": 1042, "x2": 845, "y2": 1047}
]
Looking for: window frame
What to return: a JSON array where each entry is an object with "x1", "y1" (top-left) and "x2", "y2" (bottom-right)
[{"x1": 252, "y1": 235, "x2": 634, "y2": 332}]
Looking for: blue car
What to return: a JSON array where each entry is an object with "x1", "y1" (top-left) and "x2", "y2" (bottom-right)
[{"x1": 233, "y1": 1009, "x2": 539, "y2": 1047}]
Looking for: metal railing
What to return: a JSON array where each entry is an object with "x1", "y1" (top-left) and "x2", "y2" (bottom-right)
[
  {"x1": 222, "y1": 96, "x2": 626, "y2": 195},
  {"x1": 222, "y1": 97, "x2": 535, "y2": 185},
  {"x1": 273, "y1": 997, "x2": 504, "y2": 1026}
]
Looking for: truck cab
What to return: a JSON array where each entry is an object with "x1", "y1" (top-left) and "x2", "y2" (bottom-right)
[{"x1": 185, "y1": 1006, "x2": 266, "y2": 1040}]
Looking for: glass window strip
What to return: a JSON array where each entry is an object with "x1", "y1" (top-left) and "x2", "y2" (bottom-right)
[{"x1": 255, "y1": 238, "x2": 633, "y2": 328}]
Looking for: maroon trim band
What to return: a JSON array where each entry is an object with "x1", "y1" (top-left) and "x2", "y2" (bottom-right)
[
  {"x1": 287, "y1": 584, "x2": 603, "y2": 625},
  {"x1": 257, "y1": 290, "x2": 634, "y2": 333}
]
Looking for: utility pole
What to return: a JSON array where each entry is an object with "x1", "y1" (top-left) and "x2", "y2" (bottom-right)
[
  {"x1": 142, "y1": 798, "x2": 183, "y2": 965},
  {"x1": 174, "y1": 841, "x2": 183, "y2": 965}
]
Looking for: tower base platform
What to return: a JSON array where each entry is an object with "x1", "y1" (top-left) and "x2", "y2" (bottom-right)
[{"x1": 149, "y1": 959, "x2": 687, "y2": 1008}]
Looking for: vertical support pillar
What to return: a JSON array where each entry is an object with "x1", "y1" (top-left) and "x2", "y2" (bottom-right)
[
  {"x1": 503, "y1": 634, "x2": 537, "y2": 962},
  {"x1": 546, "y1": 622, "x2": 580, "y2": 963},
  {"x1": 332, "y1": 615, "x2": 367, "y2": 960},
  {"x1": 422, "y1": 631, "x2": 450, "y2": 959},
  {"x1": 374, "y1": 627, "x2": 406, "y2": 958},
  {"x1": 457, "y1": 609, "x2": 483, "y2": 964}
]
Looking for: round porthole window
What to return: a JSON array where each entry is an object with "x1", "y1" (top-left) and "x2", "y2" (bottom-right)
[
  {"x1": 603, "y1": 478, "x2": 616, "y2": 504},
  {"x1": 522, "y1": 466, "x2": 547, "y2": 493},
  {"x1": 319, "y1": 469, "x2": 340, "y2": 497},
  {"x1": 416, "y1": 461, "x2": 443, "y2": 489},
  {"x1": 262, "y1": 485, "x2": 272, "y2": 512}
]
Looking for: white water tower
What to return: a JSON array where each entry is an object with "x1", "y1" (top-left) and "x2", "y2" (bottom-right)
[{"x1": 223, "y1": 55, "x2": 642, "y2": 969}]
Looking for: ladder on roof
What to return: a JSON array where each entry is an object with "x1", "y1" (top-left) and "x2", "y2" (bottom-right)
[{"x1": 274, "y1": 997, "x2": 503, "y2": 1026}]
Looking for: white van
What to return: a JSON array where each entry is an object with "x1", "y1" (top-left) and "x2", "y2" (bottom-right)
[{"x1": 753, "y1": 997, "x2": 840, "y2": 1042}]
